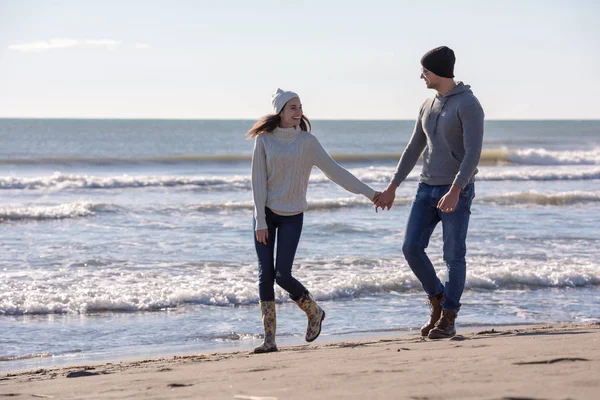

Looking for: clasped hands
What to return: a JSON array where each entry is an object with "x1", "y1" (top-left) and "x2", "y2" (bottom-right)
[{"x1": 373, "y1": 183, "x2": 462, "y2": 214}]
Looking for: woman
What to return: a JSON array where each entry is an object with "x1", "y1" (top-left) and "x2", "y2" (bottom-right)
[{"x1": 249, "y1": 88, "x2": 380, "y2": 353}]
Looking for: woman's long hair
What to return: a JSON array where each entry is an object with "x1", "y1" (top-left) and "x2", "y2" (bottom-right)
[{"x1": 247, "y1": 114, "x2": 311, "y2": 138}]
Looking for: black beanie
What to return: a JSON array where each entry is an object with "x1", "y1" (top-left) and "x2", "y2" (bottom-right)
[{"x1": 421, "y1": 46, "x2": 455, "y2": 78}]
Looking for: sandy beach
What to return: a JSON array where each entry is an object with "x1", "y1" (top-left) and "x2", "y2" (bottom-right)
[{"x1": 1, "y1": 322, "x2": 598, "y2": 399}]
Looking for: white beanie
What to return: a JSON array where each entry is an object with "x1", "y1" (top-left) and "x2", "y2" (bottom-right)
[{"x1": 271, "y1": 88, "x2": 299, "y2": 114}]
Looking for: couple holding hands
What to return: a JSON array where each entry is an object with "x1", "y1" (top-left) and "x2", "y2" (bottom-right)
[{"x1": 249, "y1": 46, "x2": 484, "y2": 353}]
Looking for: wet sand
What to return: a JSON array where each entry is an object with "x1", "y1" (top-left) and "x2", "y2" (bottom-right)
[{"x1": 1, "y1": 323, "x2": 598, "y2": 399}]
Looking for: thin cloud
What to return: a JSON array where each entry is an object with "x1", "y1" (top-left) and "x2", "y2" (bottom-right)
[
  {"x1": 8, "y1": 38, "x2": 122, "y2": 53},
  {"x1": 9, "y1": 39, "x2": 79, "y2": 52},
  {"x1": 135, "y1": 43, "x2": 151, "y2": 49},
  {"x1": 84, "y1": 40, "x2": 121, "y2": 50}
]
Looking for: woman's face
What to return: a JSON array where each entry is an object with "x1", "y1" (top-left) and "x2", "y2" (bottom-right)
[{"x1": 279, "y1": 97, "x2": 303, "y2": 128}]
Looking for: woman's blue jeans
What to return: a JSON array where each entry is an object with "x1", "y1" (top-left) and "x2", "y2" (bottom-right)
[
  {"x1": 402, "y1": 183, "x2": 475, "y2": 313},
  {"x1": 254, "y1": 207, "x2": 307, "y2": 301}
]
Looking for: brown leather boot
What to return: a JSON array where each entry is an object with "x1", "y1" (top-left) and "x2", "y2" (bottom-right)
[
  {"x1": 427, "y1": 309, "x2": 457, "y2": 339},
  {"x1": 420, "y1": 293, "x2": 445, "y2": 336}
]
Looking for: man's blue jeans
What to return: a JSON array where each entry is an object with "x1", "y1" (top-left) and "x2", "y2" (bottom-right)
[
  {"x1": 402, "y1": 182, "x2": 475, "y2": 313},
  {"x1": 254, "y1": 207, "x2": 307, "y2": 302}
]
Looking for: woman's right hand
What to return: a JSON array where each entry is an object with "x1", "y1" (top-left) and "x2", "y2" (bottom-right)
[{"x1": 256, "y1": 229, "x2": 268, "y2": 245}]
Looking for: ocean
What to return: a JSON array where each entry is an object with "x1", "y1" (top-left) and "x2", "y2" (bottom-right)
[{"x1": 1, "y1": 119, "x2": 599, "y2": 372}]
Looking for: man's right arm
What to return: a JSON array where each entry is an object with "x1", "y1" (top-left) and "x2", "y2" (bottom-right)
[
  {"x1": 391, "y1": 114, "x2": 427, "y2": 186},
  {"x1": 376, "y1": 114, "x2": 426, "y2": 210}
]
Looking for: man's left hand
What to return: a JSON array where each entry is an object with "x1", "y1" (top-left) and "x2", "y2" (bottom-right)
[{"x1": 437, "y1": 185, "x2": 462, "y2": 213}]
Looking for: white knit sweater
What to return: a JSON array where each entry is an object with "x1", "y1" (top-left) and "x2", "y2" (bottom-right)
[{"x1": 251, "y1": 126, "x2": 376, "y2": 231}]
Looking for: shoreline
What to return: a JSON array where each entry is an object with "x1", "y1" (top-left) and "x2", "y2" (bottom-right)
[
  {"x1": 0, "y1": 321, "x2": 557, "y2": 374},
  {"x1": 2, "y1": 322, "x2": 598, "y2": 399}
]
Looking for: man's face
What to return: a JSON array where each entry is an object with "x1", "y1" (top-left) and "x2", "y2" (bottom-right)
[{"x1": 420, "y1": 68, "x2": 439, "y2": 89}]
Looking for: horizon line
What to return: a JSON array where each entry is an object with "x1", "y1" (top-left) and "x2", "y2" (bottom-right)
[{"x1": 1, "y1": 117, "x2": 599, "y2": 122}]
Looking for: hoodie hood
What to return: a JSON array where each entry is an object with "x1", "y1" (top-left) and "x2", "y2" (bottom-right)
[{"x1": 438, "y1": 81, "x2": 472, "y2": 99}]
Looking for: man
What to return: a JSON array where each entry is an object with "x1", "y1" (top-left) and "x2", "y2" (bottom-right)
[{"x1": 376, "y1": 46, "x2": 484, "y2": 339}]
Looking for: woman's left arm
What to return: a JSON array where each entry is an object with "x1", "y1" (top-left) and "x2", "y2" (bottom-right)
[{"x1": 311, "y1": 135, "x2": 376, "y2": 201}]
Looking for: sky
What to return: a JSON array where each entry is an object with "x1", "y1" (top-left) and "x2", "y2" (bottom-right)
[{"x1": 1, "y1": 0, "x2": 599, "y2": 120}]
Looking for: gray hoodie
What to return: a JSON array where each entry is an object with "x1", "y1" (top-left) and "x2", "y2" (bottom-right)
[{"x1": 392, "y1": 82, "x2": 484, "y2": 189}]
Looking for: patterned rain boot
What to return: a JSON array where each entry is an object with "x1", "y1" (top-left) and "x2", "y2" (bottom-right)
[
  {"x1": 253, "y1": 301, "x2": 278, "y2": 353},
  {"x1": 294, "y1": 292, "x2": 325, "y2": 342},
  {"x1": 421, "y1": 293, "x2": 445, "y2": 337},
  {"x1": 427, "y1": 309, "x2": 457, "y2": 339}
]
